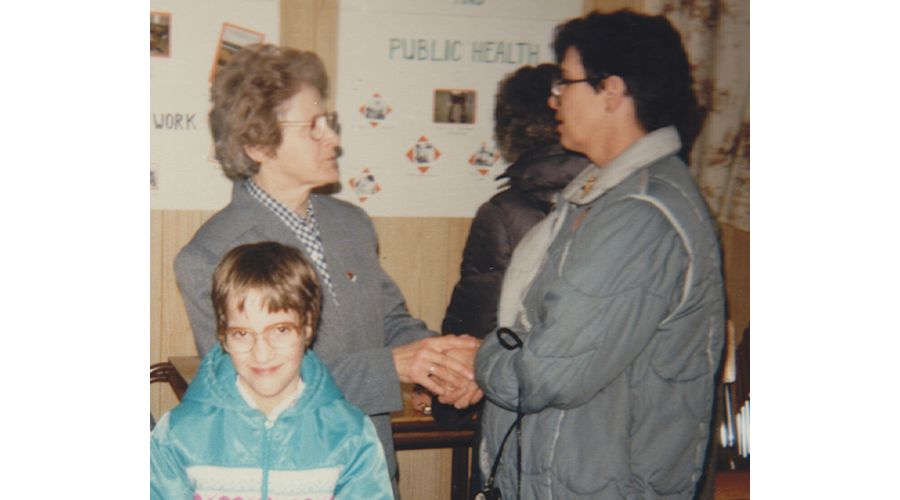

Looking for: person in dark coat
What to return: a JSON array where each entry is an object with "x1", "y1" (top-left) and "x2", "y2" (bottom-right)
[
  {"x1": 441, "y1": 64, "x2": 591, "y2": 342},
  {"x1": 432, "y1": 63, "x2": 591, "y2": 499}
]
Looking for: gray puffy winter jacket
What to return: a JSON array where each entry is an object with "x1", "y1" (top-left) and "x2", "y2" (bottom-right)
[{"x1": 475, "y1": 127, "x2": 725, "y2": 500}]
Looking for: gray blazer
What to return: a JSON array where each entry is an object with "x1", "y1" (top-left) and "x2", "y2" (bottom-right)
[{"x1": 174, "y1": 180, "x2": 437, "y2": 484}]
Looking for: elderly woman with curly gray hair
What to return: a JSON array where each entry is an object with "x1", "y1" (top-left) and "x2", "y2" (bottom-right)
[{"x1": 173, "y1": 44, "x2": 482, "y2": 498}]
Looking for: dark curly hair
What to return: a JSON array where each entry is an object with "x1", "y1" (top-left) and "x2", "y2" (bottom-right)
[
  {"x1": 209, "y1": 44, "x2": 329, "y2": 180},
  {"x1": 493, "y1": 63, "x2": 561, "y2": 164},
  {"x1": 552, "y1": 10, "x2": 702, "y2": 161}
]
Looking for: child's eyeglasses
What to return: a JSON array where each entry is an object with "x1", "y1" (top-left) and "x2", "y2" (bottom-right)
[{"x1": 222, "y1": 322, "x2": 303, "y2": 353}]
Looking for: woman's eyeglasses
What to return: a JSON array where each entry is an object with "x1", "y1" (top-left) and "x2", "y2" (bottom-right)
[
  {"x1": 278, "y1": 112, "x2": 339, "y2": 141},
  {"x1": 550, "y1": 76, "x2": 606, "y2": 97}
]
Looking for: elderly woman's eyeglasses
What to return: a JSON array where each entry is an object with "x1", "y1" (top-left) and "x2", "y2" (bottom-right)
[
  {"x1": 222, "y1": 322, "x2": 303, "y2": 354},
  {"x1": 278, "y1": 112, "x2": 339, "y2": 141}
]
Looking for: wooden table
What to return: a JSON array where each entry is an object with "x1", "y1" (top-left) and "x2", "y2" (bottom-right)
[
  {"x1": 390, "y1": 383, "x2": 475, "y2": 500},
  {"x1": 169, "y1": 357, "x2": 476, "y2": 500}
]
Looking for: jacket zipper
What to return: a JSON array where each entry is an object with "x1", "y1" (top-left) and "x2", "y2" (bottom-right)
[{"x1": 261, "y1": 416, "x2": 272, "y2": 500}]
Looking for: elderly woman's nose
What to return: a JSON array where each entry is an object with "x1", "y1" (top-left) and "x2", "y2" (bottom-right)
[{"x1": 322, "y1": 126, "x2": 340, "y2": 147}]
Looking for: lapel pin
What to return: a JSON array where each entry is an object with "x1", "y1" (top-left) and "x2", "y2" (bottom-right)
[{"x1": 581, "y1": 176, "x2": 597, "y2": 198}]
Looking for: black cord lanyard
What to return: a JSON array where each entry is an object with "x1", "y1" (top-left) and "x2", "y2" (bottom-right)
[
  {"x1": 483, "y1": 410, "x2": 523, "y2": 492},
  {"x1": 481, "y1": 327, "x2": 525, "y2": 498}
]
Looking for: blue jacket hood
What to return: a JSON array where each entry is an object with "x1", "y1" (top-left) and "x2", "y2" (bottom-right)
[{"x1": 182, "y1": 343, "x2": 345, "y2": 418}]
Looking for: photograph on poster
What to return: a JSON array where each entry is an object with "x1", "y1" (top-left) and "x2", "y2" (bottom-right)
[
  {"x1": 471, "y1": 143, "x2": 499, "y2": 168},
  {"x1": 354, "y1": 174, "x2": 377, "y2": 195},
  {"x1": 209, "y1": 23, "x2": 265, "y2": 81},
  {"x1": 433, "y1": 90, "x2": 476, "y2": 124},
  {"x1": 150, "y1": 12, "x2": 170, "y2": 57},
  {"x1": 350, "y1": 169, "x2": 380, "y2": 200},
  {"x1": 364, "y1": 95, "x2": 388, "y2": 121},
  {"x1": 150, "y1": 163, "x2": 159, "y2": 190},
  {"x1": 414, "y1": 141, "x2": 435, "y2": 163},
  {"x1": 406, "y1": 137, "x2": 441, "y2": 173}
]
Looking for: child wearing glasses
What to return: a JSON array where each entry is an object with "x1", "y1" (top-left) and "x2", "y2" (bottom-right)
[{"x1": 151, "y1": 241, "x2": 393, "y2": 500}]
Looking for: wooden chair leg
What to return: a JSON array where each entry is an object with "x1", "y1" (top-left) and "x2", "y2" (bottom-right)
[{"x1": 450, "y1": 444, "x2": 469, "y2": 500}]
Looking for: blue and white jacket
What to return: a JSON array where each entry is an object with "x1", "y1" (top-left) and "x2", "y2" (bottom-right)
[{"x1": 151, "y1": 345, "x2": 393, "y2": 500}]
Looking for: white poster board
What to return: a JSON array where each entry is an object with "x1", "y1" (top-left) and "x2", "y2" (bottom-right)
[
  {"x1": 150, "y1": 0, "x2": 279, "y2": 210},
  {"x1": 333, "y1": 0, "x2": 582, "y2": 217},
  {"x1": 150, "y1": 0, "x2": 582, "y2": 215}
]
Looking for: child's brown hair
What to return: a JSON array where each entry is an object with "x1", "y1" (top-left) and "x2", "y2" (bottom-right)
[{"x1": 211, "y1": 242, "x2": 322, "y2": 349}]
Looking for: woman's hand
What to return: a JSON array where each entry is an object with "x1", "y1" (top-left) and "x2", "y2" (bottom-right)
[
  {"x1": 392, "y1": 335, "x2": 481, "y2": 397},
  {"x1": 439, "y1": 386, "x2": 484, "y2": 409},
  {"x1": 436, "y1": 344, "x2": 484, "y2": 408}
]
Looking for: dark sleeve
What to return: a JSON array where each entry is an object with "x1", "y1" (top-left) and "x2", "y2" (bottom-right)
[
  {"x1": 435, "y1": 198, "x2": 520, "y2": 428},
  {"x1": 442, "y1": 199, "x2": 516, "y2": 338},
  {"x1": 430, "y1": 398, "x2": 482, "y2": 431}
]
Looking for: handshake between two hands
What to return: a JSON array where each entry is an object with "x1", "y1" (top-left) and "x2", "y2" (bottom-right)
[{"x1": 392, "y1": 334, "x2": 484, "y2": 411}]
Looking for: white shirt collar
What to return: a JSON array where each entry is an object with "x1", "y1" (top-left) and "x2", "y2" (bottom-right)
[{"x1": 235, "y1": 375, "x2": 306, "y2": 424}]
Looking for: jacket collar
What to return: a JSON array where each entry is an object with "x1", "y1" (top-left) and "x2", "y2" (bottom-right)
[
  {"x1": 236, "y1": 373, "x2": 306, "y2": 423},
  {"x1": 498, "y1": 144, "x2": 589, "y2": 190},
  {"x1": 560, "y1": 126, "x2": 681, "y2": 206},
  {"x1": 231, "y1": 179, "x2": 320, "y2": 248},
  {"x1": 186, "y1": 342, "x2": 339, "y2": 421}
]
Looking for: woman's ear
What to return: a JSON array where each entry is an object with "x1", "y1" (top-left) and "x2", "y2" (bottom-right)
[
  {"x1": 244, "y1": 144, "x2": 272, "y2": 163},
  {"x1": 602, "y1": 75, "x2": 629, "y2": 112}
]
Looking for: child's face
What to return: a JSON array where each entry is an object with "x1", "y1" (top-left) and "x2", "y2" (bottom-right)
[{"x1": 224, "y1": 289, "x2": 310, "y2": 415}]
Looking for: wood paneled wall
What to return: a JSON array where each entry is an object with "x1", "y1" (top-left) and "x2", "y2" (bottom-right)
[
  {"x1": 281, "y1": 0, "x2": 340, "y2": 105},
  {"x1": 721, "y1": 223, "x2": 750, "y2": 342}
]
